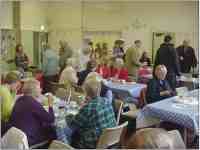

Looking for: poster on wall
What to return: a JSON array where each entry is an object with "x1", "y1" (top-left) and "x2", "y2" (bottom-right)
[
  {"x1": 0, "y1": 29, "x2": 16, "y2": 60},
  {"x1": 0, "y1": 29, "x2": 16, "y2": 72}
]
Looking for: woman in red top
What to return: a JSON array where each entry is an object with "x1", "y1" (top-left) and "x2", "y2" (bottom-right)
[
  {"x1": 96, "y1": 57, "x2": 111, "y2": 79},
  {"x1": 111, "y1": 58, "x2": 128, "y2": 81}
]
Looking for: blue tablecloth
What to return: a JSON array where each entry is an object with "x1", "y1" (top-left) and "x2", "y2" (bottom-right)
[
  {"x1": 137, "y1": 90, "x2": 199, "y2": 135},
  {"x1": 53, "y1": 101, "x2": 79, "y2": 144},
  {"x1": 104, "y1": 81, "x2": 146, "y2": 103}
]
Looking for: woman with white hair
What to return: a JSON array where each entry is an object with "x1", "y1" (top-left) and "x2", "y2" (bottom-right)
[
  {"x1": 71, "y1": 77, "x2": 116, "y2": 149},
  {"x1": 146, "y1": 65, "x2": 175, "y2": 104},
  {"x1": 58, "y1": 58, "x2": 84, "y2": 104},
  {"x1": 59, "y1": 58, "x2": 78, "y2": 86},
  {"x1": 111, "y1": 58, "x2": 129, "y2": 81},
  {"x1": 9, "y1": 78, "x2": 56, "y2": 147}
]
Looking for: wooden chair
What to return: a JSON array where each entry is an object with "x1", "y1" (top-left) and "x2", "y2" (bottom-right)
[
  {"x1": 96, "y1": 121, "x2": 128, "y2": 149},
  {"x1": 138, "y1": 87, "x2": 147, "y2": 108},
  {"x1": 114, "y1": 99, "x2": 124, "y2": 125},
  {"x1": 48, "y1": 140, "x2": 74, "y2": 149}
]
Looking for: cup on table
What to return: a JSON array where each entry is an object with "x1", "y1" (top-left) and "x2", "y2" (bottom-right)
[{"x1": 120, "y1": 79, "x2": 126, "y2": 84}]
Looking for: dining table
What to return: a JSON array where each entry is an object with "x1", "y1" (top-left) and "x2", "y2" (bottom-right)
[
  {"x1": 177, "y1": 75, "x2": 199, "y2": 90},
  {"x1": 43, "y1": 96, "x2": 80, "y2": 144},
  {"x1": 137, "y1": 89, "x2": 199, "y2": 143},
  {"x1": 103, "y1": 80, "x2": 146, "y2": 104}
]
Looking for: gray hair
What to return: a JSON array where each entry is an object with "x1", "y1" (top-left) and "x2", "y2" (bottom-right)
[
  {"x1": 83, "y1": 78, "x2": 101, "y2": 99},
  {"x1": 22, "y1": 78, "x2": 41, "y2": 97}
]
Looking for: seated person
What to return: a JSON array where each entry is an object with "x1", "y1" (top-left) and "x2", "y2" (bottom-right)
[
  {"x1": 85, "y1": 72, "x2": 113, "y2": 104},
  {"x1": 58, "y1": 62, "x2": 84, "y2": 104},
  {"x1": 59, "y1": 58, "x2": 78, "y2": 85},
  {"x1": 125, "y1": 128, "x2": 175, "y2": 149},
  {"x1": 77, "y1": 59, "x2": 97, "y2": 86},
  {"x1": 71, "y1": 77, "x2": 117, "y2": 149},
  {"x1": 9, "y1": 79, "x2": 56, "y2": 146},
  {"x1": 139, "y1": 51, "x2": 151, "y2": 66},
  {"x1": 146, "y1": 65, "x2": 175, "y2": 103},
  {"x1": 111, "y1": 58, "x2": 128, "y2": 81},
  {"x1": 1, "y1": 71, "x2": 21, "y2": 136},
  {"x1": 137, "y1": 63, "x2": 152, "y2": 83},
  {"x1": 138, "y1": 63, "x2": 152, "y2": 77},
  {"x1": 96, "y1": 57, "x2": 111, "y2": 79}
]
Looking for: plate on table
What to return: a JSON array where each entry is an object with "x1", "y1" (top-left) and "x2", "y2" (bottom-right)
[
  {"x1": 173, "y1": 96, "x2": 198, "y2": 105},
  {"x1": 126, "y1": 81, "x2": 136, "y2": 85}
]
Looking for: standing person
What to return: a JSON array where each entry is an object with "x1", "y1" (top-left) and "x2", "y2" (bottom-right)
[
  {"x1": 89, "y1": 42, "x2": 96, "y2": 59},
  {"x1": 94, "y1": 43, "x2": 102, "y2": 60},
  {"x1": 176, "y1": 40, "x2": 197, "y2": 73},
  {"x1": 101, "y1": 42, "x2": 109, "y2": 59},
  {"x1": 80, "y1": 41, "x2": 93, "y2": 71},
  {"x1": 15, "y1": 44, "x2": 29, "y2": 72},
  {"x1": 59, "y1": 40, "x2": 73, "y2": 73},
  {"x1": 154, "y1": 35, "x2": 180, "y2": 91},
  {"x1": 125, "y1": 40, "x2": 143, "y2": 79},
  {"x1": 113, "y1": 40, "x2": 125, "y2": 59},
  {"x1": 42, "y1": 44, "x2": 59, "y2": 93}
]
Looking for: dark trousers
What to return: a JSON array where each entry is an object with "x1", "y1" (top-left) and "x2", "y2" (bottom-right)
[
  {"x1": 43, "y1": 75, "x2": 58, "y2": 94},
  {"x1": 166, "y1": 73, "x2": 176, "y2": 91}
]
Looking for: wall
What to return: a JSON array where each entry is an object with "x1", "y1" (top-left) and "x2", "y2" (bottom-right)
[
  {"x1": 83, "y1": 1, "x2": 198, "y2": 54},
  {"x1": 0, "y1": 1, "x2": 199, "y2": 70},
  {"x1": 20, "y1": 1, "x2": 48, "y2": 31},
  {"x1": 46, "y1": 1, "x2": 198, "y2": 59},
  {"x1": 0, "y1": 1, "x2": 13, "y2": 29},
  {"x1": 47, "y1": 1, "x2": 82, "y2": 51}
]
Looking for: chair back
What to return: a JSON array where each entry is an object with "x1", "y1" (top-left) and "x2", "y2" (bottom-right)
[
  {"x1": 1, "y1": 127, "x2": 29, "y2": 149},
  {"x1": 48, "y1": 140, "x2": 74, "y2": 149},
  {"x1": 97, "y1": 121, "x2": 128, "y2": 148},
  {"x1": 114, "y1": 99, "x2": 124, "y2": 125},
  {"x1": 139, "y1": 87, "x2": 147, "y2": 108},
  {"x1": 168, "y1": 130, "x2": 186, "y2": 149}
]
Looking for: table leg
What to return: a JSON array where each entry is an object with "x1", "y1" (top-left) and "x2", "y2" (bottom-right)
[{"x1": 183, "y1": 127, "x2": 187, "y2": 145}]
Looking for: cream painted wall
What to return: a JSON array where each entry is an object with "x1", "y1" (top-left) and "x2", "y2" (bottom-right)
[
  {"x1": 46, "y1": 1, "x2": 198, "y2": 59},
  {"x1": 47, "y1": 1, "x2": 82, "y2": 51},
  {"x1": 20, "y1": 1, "x2": 48, "y2": 31},
  {"x1": 83, "y1": 1, "x2": 198, "y2": 54},
  {"x1": 0, "y1": 1, "x2": 13, "y2": 29},
  {"x1": 0, "y1": 1, "x2": 198, "y2": 68}
]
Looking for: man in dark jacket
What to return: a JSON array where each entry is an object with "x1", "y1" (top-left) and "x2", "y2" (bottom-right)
[
  {"x1": 176, "y1": 40, "x2": 197, "y2": 73},
  {"x1": 77, "y1": 59, "x2": 97, "y2": 86},
  {"x1": 154, "y1": 35, "x2": 181, "y2": 91},
  {"x1": 146, "y1": 65, "x2": 175, "y2": 104}
]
